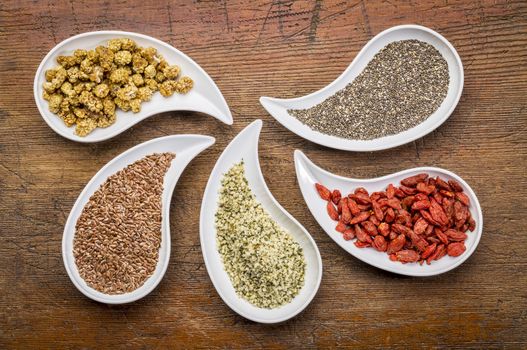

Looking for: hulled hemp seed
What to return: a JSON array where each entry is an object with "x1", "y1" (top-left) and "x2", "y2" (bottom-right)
[{"x1": 215, "y1": 162, "x2": 306, "y2": 309}]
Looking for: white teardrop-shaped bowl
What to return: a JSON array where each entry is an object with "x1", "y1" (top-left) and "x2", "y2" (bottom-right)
[
  {"x1": 34, "y1": 31, "x2": 233, "y2": 143},
  {"x1": 260, "y1": 25, "x2": 463, "y2": 151},
  {"x1": 62, "y1": 134, "x2": 215, "y2": 303},
  {"x1": 200, "y1": 120, "x2": 322, "y2": 323},
  {"x1": 294, "y1": 150, "x2": 482, "y2": 277}
]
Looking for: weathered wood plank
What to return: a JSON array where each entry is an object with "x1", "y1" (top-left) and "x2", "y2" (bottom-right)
[{"x1": 0, "y1": 0, "x2": 526, "y2": 348}]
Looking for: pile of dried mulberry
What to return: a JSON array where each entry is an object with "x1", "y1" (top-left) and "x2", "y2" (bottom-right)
[{"x1": 42, "y1": 38, "x2": 194, "y2": 136}]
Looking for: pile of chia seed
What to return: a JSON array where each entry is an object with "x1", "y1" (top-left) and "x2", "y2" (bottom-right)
[{"x1": 288, "y1": 40, "x2": 450, "y2": 140}]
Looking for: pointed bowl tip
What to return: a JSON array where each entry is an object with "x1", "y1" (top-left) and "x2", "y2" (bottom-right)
[{"x1": 249, "y1": 118, "x2": 263, "y2": 130}]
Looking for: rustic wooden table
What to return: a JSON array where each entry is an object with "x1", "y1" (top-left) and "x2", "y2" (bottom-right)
[{"x1": 1, "y1": 0, "x2": 526, "y2": 348}]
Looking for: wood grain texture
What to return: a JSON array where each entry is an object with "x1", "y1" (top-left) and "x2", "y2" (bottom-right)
[{"x1": 1, "y1": 0, "x2": 526, "y2": 348}]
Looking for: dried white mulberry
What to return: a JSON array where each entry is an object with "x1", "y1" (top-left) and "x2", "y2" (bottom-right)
[{"x1": 42, "y1": 38, "x2": 193, "y2": 136}]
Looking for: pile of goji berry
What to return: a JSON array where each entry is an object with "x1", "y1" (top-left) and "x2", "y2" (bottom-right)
[{"x1": 315, "y1": 174, "x2": 475, "y2": 264}]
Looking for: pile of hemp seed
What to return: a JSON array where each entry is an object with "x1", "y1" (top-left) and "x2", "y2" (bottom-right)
[{"x1": 215, "y1": 162, "x2": 306, "y2": 309}]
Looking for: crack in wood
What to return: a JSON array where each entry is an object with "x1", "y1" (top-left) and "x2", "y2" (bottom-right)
[
  {"x1": 308, "y1": 0, "x2": 322, "y2": 42},
  {"x1": 360, "y1": 0, "x2": 372, "y2": 37},
  {"x1": 223, "y1": 0, "x2": 231, "y2": 32},
  {"x1": 167, "y1": 3, "x2": 174, "y2": 40},
  {"x1": 285, "y1": 1, "x2": 362, "y2": 40},
  {"x1": 255, "y1": 1, "x2": 275, "y2": 45}
]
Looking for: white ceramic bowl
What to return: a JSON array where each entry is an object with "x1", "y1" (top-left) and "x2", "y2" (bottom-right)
[
  {"x1": 62, "y1": 134, "x2": 215, "y2": 303},
  {"x1": 260, "y1": 25, "x2": 464, "y2": 151},
  {"x1": 294, "y1": 150, "x2": 482, "y2": 277},
  {"x1": 200, "y1": 120, "x2": 322, "y2": 323},
  {"x1": 34, "y1": 31, "x2": 232, "y2": 142}
]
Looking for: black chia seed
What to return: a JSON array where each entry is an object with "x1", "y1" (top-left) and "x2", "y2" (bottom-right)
[{"x1": 288, "y1": 40, "x2": 450, "y2": 140}]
